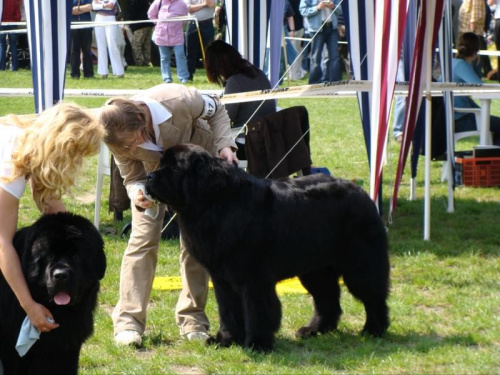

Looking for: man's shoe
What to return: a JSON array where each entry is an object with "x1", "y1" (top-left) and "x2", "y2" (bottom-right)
[
  {"x1": 184, "y1": 331, "x2": 210, "y2": 341},
  {"x1": 115, "y1": 330, "x2": 142, "y2": 346}
]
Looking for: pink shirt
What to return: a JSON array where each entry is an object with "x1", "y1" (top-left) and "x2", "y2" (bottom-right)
[{"x1": 148, "y1": 0, "x2": 188, "y2": 47}]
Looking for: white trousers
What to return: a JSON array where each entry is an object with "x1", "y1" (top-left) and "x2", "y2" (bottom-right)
[
  {"x1": 290, "y1": 28, "x2": 306, "y2": 81},
  {"x1": 94, "y1": 14, "x2": 124, "y2": 76}
]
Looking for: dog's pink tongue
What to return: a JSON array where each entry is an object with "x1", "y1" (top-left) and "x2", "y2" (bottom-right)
[{"x1": 54, "y1": 292, "x2": 71, "y2": 305}]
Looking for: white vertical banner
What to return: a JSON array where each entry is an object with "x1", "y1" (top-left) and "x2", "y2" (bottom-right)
[{"x1": 25, "y1": 0, "x2": 71, "y2": 113}]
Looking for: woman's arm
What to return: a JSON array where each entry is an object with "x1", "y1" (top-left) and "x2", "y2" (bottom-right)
[
  {"x1": 148, "y1": 0, "x2": 160, "y2": 21},
  {"x1": 0, "y1": 189, "x2": 59, "y2": 332},
  {"x1": 187, "y1": 0, "x2": 215, "y2": 14},
  {"x1": 72, "y1": 3, "x2": 93, "y2": 15}
]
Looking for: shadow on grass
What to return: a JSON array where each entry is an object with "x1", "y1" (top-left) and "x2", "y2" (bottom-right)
[
  {"x1": 384, "y1": 197, "x2": 500, "y2": 257},
  {"x1": 244, "y1": 329, "x2": 480, "y2": 368},
  {"x1": 142, "y1": 332, "x2": 178, "y2": 348}
]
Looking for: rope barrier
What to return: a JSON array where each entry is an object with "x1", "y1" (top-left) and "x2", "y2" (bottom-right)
[
  {"x1": 2, "y1": 82, "x2": 500, "y2": 102},
  {"x1": 0, "y1": 17, "x2": 198, "y2": 34}
]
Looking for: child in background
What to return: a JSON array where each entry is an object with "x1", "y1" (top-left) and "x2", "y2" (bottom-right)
[{"x1": 148, "y1": 0, "x2": 190, "y2": 83}]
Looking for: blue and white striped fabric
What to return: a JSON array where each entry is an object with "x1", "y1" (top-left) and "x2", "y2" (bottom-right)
[
  {"x1": 25, "y1": 0, "x2": 72, "y2": 113},
  {"x1": 341, "y1": 0, "x2": 375, "y2": 159},
  {"x1": 225, "y1": 0, "x2": 283, "y2": 86}
]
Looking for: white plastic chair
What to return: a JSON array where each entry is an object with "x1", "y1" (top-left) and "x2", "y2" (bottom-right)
[
  {"x1": 94, "y1": 142, "x2": 111, "y2": 228},
  {"x1": 441, "y1": 107, "x2": 484, "y2": 181},
  {"x1": 453, "y1": 107, "x2": 483, "y2": 142}
]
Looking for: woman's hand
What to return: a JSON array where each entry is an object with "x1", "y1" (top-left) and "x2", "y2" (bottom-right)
[
  {"x1": 219, "y1": 146, "x2": 239, "y2": 165},
  {"x1": 133, "y1": 189, "x2": 154, "y2": 209},
  {"x1": 24, "y1": 300, "x2": 59, "y2": 333}
]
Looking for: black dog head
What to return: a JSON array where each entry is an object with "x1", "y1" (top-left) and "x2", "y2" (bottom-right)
[
  {"x1": 14, "y1": 212, "x2": 106, "y2": 307},
  {"x1": 145, "y1": 144, "x2": 236, "y2": 212}
]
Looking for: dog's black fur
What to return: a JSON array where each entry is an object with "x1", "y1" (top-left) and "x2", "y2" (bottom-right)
[
  {"x1": 146, "y1": 144, "x2": 390, "y2": 352},
  {"x1": 0, "y1": 212, "x2": 106, "y2": 375}
]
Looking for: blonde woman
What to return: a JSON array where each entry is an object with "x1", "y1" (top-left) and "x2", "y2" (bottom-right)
[{"x1": 0, "y1": 103, "x2": 105, "y2": 333}]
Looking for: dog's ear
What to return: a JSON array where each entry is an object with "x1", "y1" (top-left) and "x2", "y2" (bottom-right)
[{"x1": 191, "y1": 153, "x2": 230, "y2": 194}]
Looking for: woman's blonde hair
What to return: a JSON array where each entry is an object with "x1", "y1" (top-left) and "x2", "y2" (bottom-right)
[{"x1": 3, "y1": 102, "x2": 105, "y2": 207}]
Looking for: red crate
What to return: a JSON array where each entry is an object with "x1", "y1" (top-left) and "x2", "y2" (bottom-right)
[{"x1": 455, "y1": 157, "x2": 500, "y2": 187}]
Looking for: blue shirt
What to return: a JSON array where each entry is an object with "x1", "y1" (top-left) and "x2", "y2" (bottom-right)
[
  {"x1": 299, "y1": 0, "x2": 341, "y2": 33},
  {"x1": 452, "y1": 58, "x2": 482, "y2": 119}
]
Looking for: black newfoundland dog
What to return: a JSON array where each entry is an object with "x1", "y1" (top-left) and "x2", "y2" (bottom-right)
[
  {"x1": 146, "y1": 144, "x2": 390, "y2": 352},
  {"x1": 0, "y1": 212, "x2": 106, "y2": 374}
]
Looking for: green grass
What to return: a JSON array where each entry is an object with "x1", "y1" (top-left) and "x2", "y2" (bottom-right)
[{"x1": 1, "y1": 65, "x2": 499, "y2": 374}]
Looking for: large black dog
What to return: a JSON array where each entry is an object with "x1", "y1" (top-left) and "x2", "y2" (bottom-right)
[
  {"x1": 146, "y1": 144, "x2": 390, "y2": 352},
  {"x1": 0, "y1": 212, "x2": 106, "y2": 374}
]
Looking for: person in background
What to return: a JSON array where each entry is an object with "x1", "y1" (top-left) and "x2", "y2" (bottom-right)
[
  {"x1": 458, "y1": 0, "x2": 490, "y2": 77},
  {"x1": 92, "y1": 0, "x2": 125, "y2": 78},
  {"x1": 70, "y1": 0, "x2": 95, "y2": 79},
  {"x1": 283, "y1": 0, "x2": 298, "y2": 80},
  {"x1": 184, "y1": 0, "x2": 215, "y2": 81},
  {"x1": 0, "y1": 0, "x2": 21, "y2": 71},
  {"x1": 205, "y1": 40, "x2": 277, "y2": 160},
  {"x1": 0, "y1": 103, "x2": 105, "y2": 335},
  {"x1": 288, "y1": 0, "x2": 307, "y2": 81},
  {"x1": 99, "y1": 84, "x2": 238, "y2": 347},
  {"x1": 300, "y1": 0, "x2": 342, "y2": 84},
  {"x1": 213, "y1": 0, "x2": 226, "y2": 41},
  {"x1": 126, "y1": 0, "x2": 154, "y2": 67},
  {"x1": 148, "y1": 0, "x2": 190, "y2": 84},
  {"x1": 488, "y1": 0, "x2": 500, "y2": 81},
  {"x1": 481, "y1": 0, "x2": 493, "y2": 77},
  {"x1": 453, "y1": 32, "x2": 500, "y2": 145}
]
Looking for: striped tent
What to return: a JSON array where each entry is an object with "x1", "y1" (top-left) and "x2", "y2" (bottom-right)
[
  {"x1": 25, "y1": 0, "x2": 72, "y2": 113},
  {"x1": 342, "y1": 0, "x2": 408, "y2": 207},
  {"x1": 344, "y1": 0, "x2": 450, "y2": 239}
]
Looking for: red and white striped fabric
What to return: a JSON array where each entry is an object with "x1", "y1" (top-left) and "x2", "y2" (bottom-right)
[
  {"x1": 369, "y1": 0, "x2": 409, "y2": 203},
  {"x1": 390, "y1": 0, "x2": 445, "y2": 213}
]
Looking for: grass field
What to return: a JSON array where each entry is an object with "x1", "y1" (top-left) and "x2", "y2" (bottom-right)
[{"x1": 1, "y1": 65, "x2": 499, "y2": 374}]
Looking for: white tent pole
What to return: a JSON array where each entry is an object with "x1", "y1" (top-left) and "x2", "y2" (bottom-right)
[
  {"x1": 410, "y1": 178, "x2": 416, "y2": 200},
  {"x1": 437, "y1": 0, "x2": 455, "y2": 212},
  {"x1": 423, "y1": 0, "x2": 433, "y2": 241},
  {"x1": 238, "y1": 0, "x2": 247, "y2": 58}
]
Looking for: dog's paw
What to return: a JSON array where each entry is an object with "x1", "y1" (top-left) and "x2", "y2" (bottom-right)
[
  {"x1": 361, "y1": 324, "x2": 387, "y2": 338},
  {"x1": 208, "y1": 330, "x2": 234, "y2": 348},
  {"x1": 245, "y1": 339, "x2": 275, "y2": 353},
  {"x1": 295, "y1": 326, "x2": 318, "y2": 339}
]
